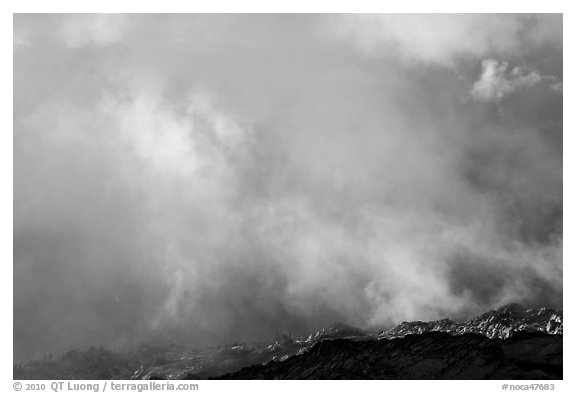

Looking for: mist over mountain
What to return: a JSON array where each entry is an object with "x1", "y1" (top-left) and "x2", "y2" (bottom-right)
[
  {"x1": 14, "y1": 304, "x2": 563, "y2": 380},
  {"x1": 14, "y1": 14, "x2": 562, "y2": 363}
]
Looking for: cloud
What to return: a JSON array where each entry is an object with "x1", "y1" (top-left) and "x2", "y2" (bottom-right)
[
  {"x1": 332, "y1": 14, "x2": 562, "y2": 67},
  {"x1": 13, "y1": 28, "x2": 31, "y2": 47},
  {"x1": 470, "y1": 59, "x2": 562, "y2": 102},
  {"x1": 60, "y1": 14, "x2": 130, "y2": 48}
]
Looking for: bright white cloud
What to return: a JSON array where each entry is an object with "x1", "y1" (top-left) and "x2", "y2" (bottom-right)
[
  {"x1": 333, "y1": 14, "x2": 561, "y2": 67},
  {"x1": 61, "y1": 14, "x2": 130, "y2": 48},
  {"x1": 470, "y1": 59, "x2": 560, "y2": 102}
]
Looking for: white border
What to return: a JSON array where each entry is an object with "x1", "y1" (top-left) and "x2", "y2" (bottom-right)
[{"x1": 4, "y1": 2, "x2": 572, "y2": 392}]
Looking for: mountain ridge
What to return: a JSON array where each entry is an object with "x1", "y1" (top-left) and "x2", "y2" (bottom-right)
[
  {"x1": 379, "y1": 304, "x2": 563, "y2": 340},
  {"x1": 214, "y1": 330, "x2": 562, "y2": 379},
  {"x1": 14, "y1": 303, "x2": 563, "y2": 380}
]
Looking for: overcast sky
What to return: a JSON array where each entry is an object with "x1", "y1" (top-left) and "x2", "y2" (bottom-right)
[{"x1": 14, "y1": 14, "x2": 562, "y2": 361}]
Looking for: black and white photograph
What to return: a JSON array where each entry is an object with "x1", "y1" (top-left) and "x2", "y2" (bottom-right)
[{"x1": 10, "y1": 8, "x2": 567, "y2": 387}]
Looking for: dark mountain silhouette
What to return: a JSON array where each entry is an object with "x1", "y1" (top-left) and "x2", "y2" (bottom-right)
[{"x1": 215, "y1": 331, "x2": 562, "y2": 379}]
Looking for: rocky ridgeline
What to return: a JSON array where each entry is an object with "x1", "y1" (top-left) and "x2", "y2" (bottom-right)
[
  {"x1": 216, "y1": 331, "x2": 562, "y2": 380},
  {"x1": 379, "y1": 303, "x2": 563, "y2": 340},
  {"x1": 305, "y1": 322, "x2": 369, "y2": 343},
  {"x1": 214, "y1": 304, "x2": 563, "y2": 380},
  {"x1": 14, "y1": 304, "x2": 563, "y2": 380}
]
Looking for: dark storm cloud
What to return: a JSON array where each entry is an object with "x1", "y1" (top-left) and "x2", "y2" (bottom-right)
[{"x1": 13, "y1": 14, "x2": 562, "y2": 361}]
